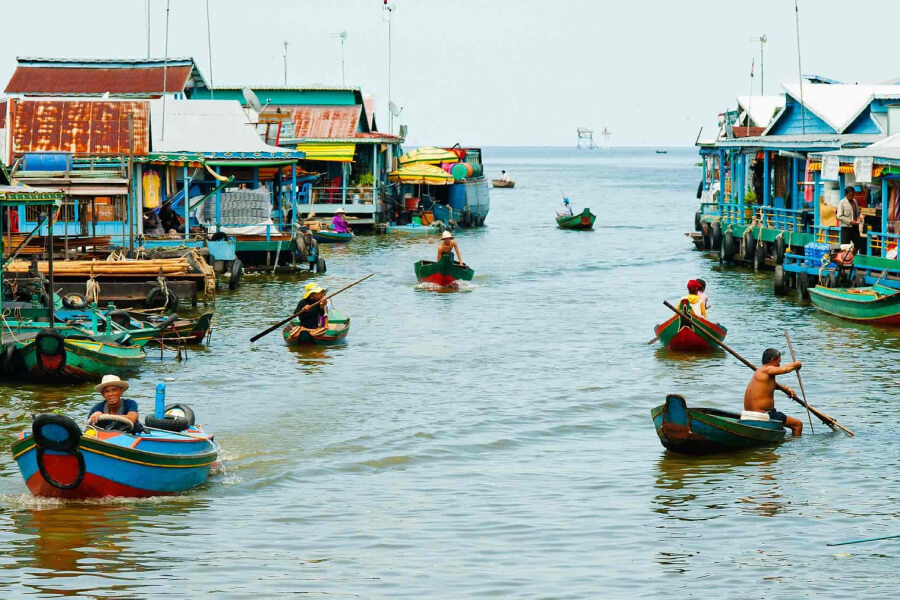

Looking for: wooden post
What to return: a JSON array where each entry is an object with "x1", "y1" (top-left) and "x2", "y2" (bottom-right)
[
  {"x1": 183, "y1": 164, "x2": 189, "y2": 241},
  {"x1": 128, "y1": 113, "x2": 135, "y2": 256},
  {"x1": 215, "y1": 165, "x2": 222, "y2": 232}
]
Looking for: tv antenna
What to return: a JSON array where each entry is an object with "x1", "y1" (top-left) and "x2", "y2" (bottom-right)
[
  {"x1": 331, "y1": 31, "x2": 348, "y2": 86},
  {"x1": 750, "y1": 34, "x2": 767, "y2": 95}
]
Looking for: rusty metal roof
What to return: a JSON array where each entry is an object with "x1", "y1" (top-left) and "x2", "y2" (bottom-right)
[
  {"x1": 11, "y1": 99, "x2": 149, "y2": 157},
  {"x1": 0, "y1": 101, "x2": 6, "y2": 128},
  {"x1": 7, "y1": 66, "x2": 193, "y2": 97},
  {"x1": 289, "y1": 105, "x2": 362, "y2": 139}
]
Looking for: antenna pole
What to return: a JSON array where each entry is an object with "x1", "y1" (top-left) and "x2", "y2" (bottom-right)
[
  {"x1": 283, "y1": 41, "x2": 288, "y2": 86},
  {"x1": 760, "y1": 34, "x2": 766, "y2": 95},
  {"x1": 385, "y1": 3, "x2": 394, "y2": 134},
  {"x1": 162, "y1": 0, "x2": 170, "y2": 140},
  {"x1": 206, "y1": 0, "x2": 214, "y2": 97},
  {"x1": 341, "y1": 34, "x2": 346, "y2": 86},
  {"x1": 146, "y1": 0, "x2": 151, "y2": 58},
  {"x1": 795, "y1": 0, "x2": 806, "y2": 134}
]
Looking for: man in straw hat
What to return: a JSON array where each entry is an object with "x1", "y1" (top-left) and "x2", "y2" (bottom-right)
[
  {"x1": 331, "y1": 207, "x2": 352, "y2": 234},
  {"x1": 88, "y1": 375, "x2": 142, "y2": 432},
  {"x1": 437, "y1": 230, "x2": 464, "y2": 266},
  {"x1": 293, "y1": 282, "x2": 329, "y2": 332}
]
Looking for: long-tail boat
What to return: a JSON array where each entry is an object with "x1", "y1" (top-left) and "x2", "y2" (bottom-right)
[
  {"x1": 808, "y1": 284, "x2": 900, "y2": 325},
  {"x1": 556, "y1": 208, "x2": 596, "y2": 230},
  {"x1": 651, "y1": 394, "x2": 786, "y2": 455},
  {"x1": 282, "y1": 308, "x2": 350, "y2": 346},
  {"x1": 654, "y1": 299, "x2": 727, "y2": 351},
  {"x1": 11, "y1": 384, "x2": 218, "y2": 498},
  {"x1": 414, "y1": 254, "x2": 475, "y2": 288}
]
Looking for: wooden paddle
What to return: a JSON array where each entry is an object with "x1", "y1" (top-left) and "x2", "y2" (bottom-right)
[
  {"x1": 662, "y1": 300, "x2": 854, "y2": 436},
  {"x1": 785, "y1": 331, "x2": 815, "y2": 434},
  {"x1": 250, "y1": 273, "x2": 373, "y2": 342}
]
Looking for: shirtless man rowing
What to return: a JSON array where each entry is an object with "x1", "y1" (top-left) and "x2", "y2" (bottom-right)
[{"x1": 744, "y1": 347, "x2": 804, "y2": 436}]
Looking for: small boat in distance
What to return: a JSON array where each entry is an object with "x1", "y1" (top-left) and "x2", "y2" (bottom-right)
[
  {"x1": 656, "y1": 149, "x2": 668, "y2": 154},
  {"x1": 282, "y1": 308, "x2": 350, "y2": 346},
  {"x1": 651, "y1": 394, "x2": 786, "y2": 455},
  {"x1": 808, "y1": 284, "x2": 900, "y2": 325},
  {"x1": 491, "y1": 179, "x2": 515, "y2": 188},
  {"x1": 653, "y1": 300, "x2": 726, "y2": 351},
  {"x1": 414, "y1": 254, "x2": 474, "y2": 289},
  {"x1": 556, "y1": 208, "x2": 596, "y2": 230}
]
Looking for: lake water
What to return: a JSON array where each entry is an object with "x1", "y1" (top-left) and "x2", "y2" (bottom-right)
[{"x1": 0, "y1": 147, "x2": 897, "y2": 598}]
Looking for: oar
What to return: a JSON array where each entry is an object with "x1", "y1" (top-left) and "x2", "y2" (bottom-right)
[
  {"x1": 662, "y1": 300, "x2": 854, "y2": 436},
  {"x1": 250, "y1": 273, "x2": 373, "y2": 342},
  {"x1": 827, "y1": 533, "x2": 900, "y2": 547},
  {"x1": 785, "y1": 331, "x2": 814, "y2": 434}
]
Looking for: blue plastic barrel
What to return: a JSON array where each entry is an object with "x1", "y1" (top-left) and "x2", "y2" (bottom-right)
[
  {"x1": 22, "y1": 152, "x2": 71, "y2": 171},
  {"x1": 448, "y1": 185, "x2": 467, "y2": 210}
]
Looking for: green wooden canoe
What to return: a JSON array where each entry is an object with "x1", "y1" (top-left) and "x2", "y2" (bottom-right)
[
  {"x1": 808, "y1": 284, "x2": 900, "y2": 325},
  {"x1": 414, "y1": 254, "x2": 474, "y2": 288},
  {"x1": 556, "y1": 208, "x2": 596, "y2": 230},
  {"x1": 17, "y1": 329, "x2": 145, "y2": 382},
  {"x1": 282, "y1": 308, "x2": 350, "y2": 346}
]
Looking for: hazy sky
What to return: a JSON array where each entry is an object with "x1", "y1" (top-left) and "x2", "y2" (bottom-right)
[{"x1": 1, "y1": 0, "x2": 899, "y2": 147}]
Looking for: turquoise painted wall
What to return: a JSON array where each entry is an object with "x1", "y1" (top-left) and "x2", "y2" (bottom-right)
[
  {"x1": 193, "y1": 89, "x2": 358, "y2": 106},
  {"x1": 769, "y1": 98, "x2": 835, "y2": 135}
]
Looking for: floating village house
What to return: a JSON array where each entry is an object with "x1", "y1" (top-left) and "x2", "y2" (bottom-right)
[
  {"x1": 193, "y1": 85, "x2": 404, "y2": 226},
  {"x1": 695, "y1": 79, "x2": 900, "y2": 290}
]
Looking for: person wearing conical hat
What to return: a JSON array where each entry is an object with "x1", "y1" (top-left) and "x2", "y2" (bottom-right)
[
  {"x1": 88, "y1": 375, "x2": 143, "y2": 433},
  {"x1": 293, "y1": 282, "x2": 329, "y2": 331},
  {"x1": 331, "y1": 207, "x2": 352, "y2": 234},
  {"x1": 437, "y1": 230, "x2": 464, "y2": 266}
]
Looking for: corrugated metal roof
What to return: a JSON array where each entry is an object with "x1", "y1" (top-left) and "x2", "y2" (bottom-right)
[
  {"x1": 11, "y1": 99, "x2": 149, "y2": 156},
  {"x1": 6, "y1": 65, "x2": 193, "y2": 97},
  {"x1": 714, "y1": 133, "x2": 883, "y2": 149},
  {"x1": 290, "y1": 105, "x2": 361, "y2": 138}
]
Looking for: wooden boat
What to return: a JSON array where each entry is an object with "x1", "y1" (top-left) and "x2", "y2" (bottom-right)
[
  {"x1": 808, "y1": 284, "x2": 900, "y2": 325},
  {"x1": 556, "y1": 208, "x2": 596, "y2": 230},
  {"x1": 491, "y1": 179, "x2": 515, "y2": 188},
  {"x1": 312, "y1": 230, "x2": 354, "y2": 243},
  {"x1": 653, "y1": 300, "x2": 726, "y2": 351},
  {"x1": 384, "y1": 222, "x2": 440, "y2": 234},
  {"x1": 282, "y1": 308, "x2": 350, "y2": 346},
  {"x1": 16, "y1": 329, "x2": 145, "y2": 382},
  {"x1": 11, "y1": 398, "x2": 218, "y2": 498},
  {"x1": 141, "y1": 312, "x2": 214, "y2": 344},
  {"x1": 414, "y1": 254, "x2": 475, "y2": 288},
  {"x1": 651, "y1": 394, "x2": 786, "y2": 455}
]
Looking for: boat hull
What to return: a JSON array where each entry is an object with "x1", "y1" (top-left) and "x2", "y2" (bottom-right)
[
  {"x1": 808, "y1": 284, "x2": 900, "y2": 325},
  {"x1": 414, "y1": 254, "x2": 475, "y2": 288},
  {"x1": 19, "y1": 337, "x2": 145, "y2": 382},
  {"x1": 431, "y1": 177, "x2": 490, "y2": 228},
  {"x1": 312, "y1": 230, "x2": 353, "y2": 243},
  {"x1": 12, "y1": 427, "x2": 218, "y2": 499},
  {"x1": 556, "y1": 208, "x2": 596, "y2": 230},
  {"x1": 491, "y1": 180, "x2": 515, "y2": 188},
  {"x1": 654, "y1": 307, "x2": 726, "y2": 352},
  {"x1": 282, "y1": 309, "x2": 350, "y2": 346},
  {"x1": 651, "y1": 394, "x2": 786, "y2": 455}
]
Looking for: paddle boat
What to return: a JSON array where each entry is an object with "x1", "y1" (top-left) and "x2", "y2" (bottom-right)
[
  {"x1": 808, "y1": 284, "x2": 900, "y2": 325},
  {"x1": 414, "y1": 254, "x2": 475, "y2": 289},
  {"x1": 14, "y1": 328, "x2": 146, "y2": 382},
  {"x1": 651, "y1": 394, "x2": 786, "y2": 455},
  {"x1": 282, "y1": 307, "x2": 350, "y2": 346},
  {"x1": 491, "y1": 179, "x2": 515, "y2": 188},
  {"x1": 556, "y1": 208, "x2": 596, "y2": 230},
  {"x1": 11, "y1": 383, "x2": 218, "y2": 498},
  {"x1": 654, "y1": 299, "x2": 726, "y2": 351}
]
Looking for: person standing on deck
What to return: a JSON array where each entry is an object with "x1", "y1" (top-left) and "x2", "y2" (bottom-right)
[
  {"x1": 837, "y1": 186, "x2": 860, "y2": 248},
  {"x1": 680, "y1": 280, "x2": 707, "y2": 318},
  {"x1": 557, "y1": 198, "x2": 574, "y2": 217},
  {"x1": 744, "y1": 348, "x2": 803, "y2": 436},
  {"x1": 293, "y1": 283, "x2": 329, "y2": 331},
  {"x1": 437, "y1": 231, "x2": 464, "y2": 265},
  {"x1": 331, "y1": 207, "x2": 352, "y2": 234}
]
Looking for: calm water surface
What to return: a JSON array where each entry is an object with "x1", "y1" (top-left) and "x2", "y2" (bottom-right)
[{"x1": 0, "y1": 147, "x2": 898, "y2": 598}]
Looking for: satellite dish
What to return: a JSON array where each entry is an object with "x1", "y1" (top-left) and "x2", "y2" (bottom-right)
[
  {"x1": 388, "y1": 101, "x2": 402, "y2": 117},
  {"x1": 242, "y1": 87, "x2": 263, "y2": 113}
]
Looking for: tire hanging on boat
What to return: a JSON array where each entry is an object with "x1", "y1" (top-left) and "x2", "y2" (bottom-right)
[
  {"x1": 711, "y1": 222, "x2": 723, "y2": 250},
  {"x1": 853, "y1": 271, "x2": 867, "y2": 287},
  {"x1": 694, "y1": 211, "x2": 702, "y2": 232},
  {"x1": 754, "y1": 243, "x2": 766, "y2": 271},
  {"x1": 34, "y1": 329, "x2": 66, "y2": 374},
  {"x1": 146, "y1": 286, "x2": 178, "y2": 310},
  {"x1": 797, "y1": 271, "x2": 810, "y2": 299},
  {"x1": 774, "y1": 265, "x2": 786, "y2": 295},
  {"x1": 743, "y1": 230, "x2": 754, "y2": 261},
  {"x1": 228, "y1": 259, "x2": 243, "y2": 290},
  {"x1": 722, "y1": 231, "x2": 736, "y2": 263},
  {"x1": 775, "y1": 236, "x2": 787, "y2": 265},
  {"x1": 32, "y1": 415, "x2": 86, "y2": 491}
]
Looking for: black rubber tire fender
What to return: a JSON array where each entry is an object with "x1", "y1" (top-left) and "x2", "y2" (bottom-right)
[
  {"x1": 853, "y1": 270, "x2": 867, "y2": 287},
  {"x1": 210, "y1": 231, "x2": 228, "y2": 241},
  {"x1": 774, "y1": 265, "x2": 786, "y2": 295},
  {"x1": 694, "y1": 211, "x2": 702, "y2": 232},
  {"x1": 34, "y1": 329, "x2": 66, "y2": 373},
  {"x1": 2, "y1": 343, "x2": 15, "y2": 373},
  {"x1": 36, "y1": 446, "x2": 85, "y2": 490},
  {"x1": 743, "y1": 230, "x2": 755, "y2": 261},
  {"x1": 229, "y1": 259, "x2": 243, "y2": 291},
  {"x1": 754, "y1": 243, "x2": 766, "y2": 271},
  {"x1": 146, "y1": 286, "x2": 178, "y2": 310},
  {"x1": 711, "y1": 221, "x2": 723, "y2": 250},
  {"x1": 696, "y1": 180, "x2": 704, "y2": 200},
  {"x1": 145, "y1": 414, "x2": 191, "y2": 432},
  {"x1": 775, "y1": 236, "x2": 787, "y2": 265},
  {"x1": 165, "y1": 403, "x2": 195, "y2": 426},
  {"x1": 723, "y1": 231, "x2": 736, "y2": 261},
  {"x1": 32, "y1": 413, "x2": 82, "y2": 452},
  {"x1": 797, "y1": 271, "x2": 811, "y2": 299},
  {"x1": 825, "y1": 271, "x2": 839, "y2": 289},
  {"x1": 316, "y1": 257, "x2": 327, "y2": 274},
  {"x1": 62, "y1": 292, "x2": 88, "y2": 309}
]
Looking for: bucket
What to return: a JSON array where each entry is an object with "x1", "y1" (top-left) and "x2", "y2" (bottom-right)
[
  {"x1": 412, "y1": 215, "x2": 422, "y2": 225},
  {"x1": 404, "y1": 197, "x2": 419, "y2": 210},
  {"x1": 421, "y1": 211, "x2": 434, "y2": 225}
]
